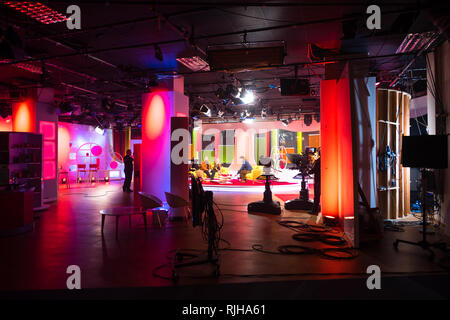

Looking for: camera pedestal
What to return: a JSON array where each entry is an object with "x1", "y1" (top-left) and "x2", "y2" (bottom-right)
[
  {"x1": 284, "y1": 174, "x2": 313, "y2": 211},
  {"x1": 248, "y1": 174, "x2": 281, "y2": 215}
]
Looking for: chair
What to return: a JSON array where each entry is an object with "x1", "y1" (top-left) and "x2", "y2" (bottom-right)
[
  {"x1": 77, "y1": 164, "x2": 88, "y2": 182},
  {"x1": 165, "y1": 192, "x2": 190, "y2": 222},
  {"x1": 138, "y1": 192, "x2": 165, "y2": 227},
  {"x1": 89, "y1": 163, "x2": 99, "y2": 182}
]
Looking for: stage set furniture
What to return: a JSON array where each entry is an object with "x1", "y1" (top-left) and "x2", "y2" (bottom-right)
[
  {"x1": 100, "y1": 192, "x2": 168, "y2": 238},
  {"x1": 0, "y1": 132, "x2": 44, "y2": 210},
  {"x1": 139, "y1": 192, "x2": 167, "y2": 228},
  {"x1": 376, "y1": 89, "x2": 411, "y2": 219},
  {"x1": 0, "y1": 191, "x2": 34, "y2": 236},
  {"x1": 191, "y1": 165, "x2": 265, "y2": 182},
  {"x1": 76, "y1": 164, "x2": 88, "y2": 182},
  {"x1": 165, "y1": 191, "x2": 190, "y2": 222},
  {"x1": 100, "y1": 207, "x2": 148, "y2": 239},
  {"x1": 59, "y1": 170, "x2": 70, "y2": 189}
]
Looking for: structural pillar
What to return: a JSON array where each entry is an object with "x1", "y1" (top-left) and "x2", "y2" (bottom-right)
[{"x1": 141, "y1": 77, "x2": 189, "y2": 218}]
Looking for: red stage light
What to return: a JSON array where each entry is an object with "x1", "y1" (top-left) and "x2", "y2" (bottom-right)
[
  {"x1": 12, "y1": 99, "x2": 35, "y2": 133},
  {"x1": 4, "y1": 1, "x2": 68, "y2": 24}
]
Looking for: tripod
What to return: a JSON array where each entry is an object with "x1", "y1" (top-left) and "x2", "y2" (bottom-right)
[{"x1": 393, "y1": 169, "x2": 447, "y2": 260}]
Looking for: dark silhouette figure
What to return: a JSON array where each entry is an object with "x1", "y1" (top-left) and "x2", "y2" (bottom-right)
[
  {"x1": 310, "y1": 155, "x2": 321, "y2": 214},
  {"x1": 123, "y1": 149, "x2": 133, "y2": 192}
]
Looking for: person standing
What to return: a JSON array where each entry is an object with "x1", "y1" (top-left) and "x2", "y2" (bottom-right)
[
  {"x1": 123, "y1": 149, "x2": 133, "y2": 192},
  {"x1": 309, "y1": 150, "x2": 321, "y2": 214}
]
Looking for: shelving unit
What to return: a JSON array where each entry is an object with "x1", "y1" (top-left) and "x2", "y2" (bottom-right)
[
  {"x1": 0, "y1": 132, "x2": 43, "y2": 210},
  {"x1": 376, "y1": 89, "x2": 411, "y2": 219}
]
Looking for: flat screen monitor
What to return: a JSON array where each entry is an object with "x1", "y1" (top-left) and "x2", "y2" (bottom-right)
[{"x1": 401, "y1": 135, "x2": 448, "y2": 169}]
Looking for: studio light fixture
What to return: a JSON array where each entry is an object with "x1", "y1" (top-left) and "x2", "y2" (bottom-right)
[
  {"x1": 199, "y1": 104, "x2": 211, "y2": 117},
  {"x1": 4, "y1": 61, "x2": 43, "y2": 74},
  {"x1": 4, "y1": 1, "x2": 68, "y2": 24},
  {"x1": 104, "y1": 176, "x2": 109, "y2": 182},
  {"x1": 313, "y1": 113, "x2": 320, "y2": 123},
  {"x1": 304, "y1": 114, "x2": 313, "y2": 126},
  {"x1": 176, "y1": 47, "x2": 210, "y2": 72},
  {"x1": 176, "y1": 56, "x2": 209, "y2": 72},
  {"x1": 239, "y1": 89, "x2": 255, "y2": 104},
  {"x1": 95, "y1": 126, "x2": 105, "y2": 135}
]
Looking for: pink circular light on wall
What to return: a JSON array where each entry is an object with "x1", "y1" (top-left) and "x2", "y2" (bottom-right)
[
  {"x1": 91, "y1": 145, "x2": 103, "y2": 156},
  {"x1": 110, "y1": 161, "x2": 118, "y2": 169}
]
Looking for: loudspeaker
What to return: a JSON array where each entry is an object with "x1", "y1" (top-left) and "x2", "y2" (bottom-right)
[{"x1": 280, "y1": 78, "x2": 310, "y2": 96}]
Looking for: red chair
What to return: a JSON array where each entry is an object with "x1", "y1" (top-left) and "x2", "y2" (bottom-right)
[
  {"x1": 77, "y1": 164, "x2": 88, "y2": 182},
  {"x1": 89, "y1": 163, "x2": 99, "y2": 182}
]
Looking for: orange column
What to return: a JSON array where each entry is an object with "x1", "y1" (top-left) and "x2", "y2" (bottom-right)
[{"x1": 320, "y1": 79, "x2": 355, "y2": 225}]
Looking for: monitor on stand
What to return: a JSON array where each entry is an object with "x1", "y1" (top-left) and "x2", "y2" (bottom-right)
[
  {"x1": 284, "y1": 152, "x2": 314, "y2": 211},
  {"x1": 394, "y1": 135, "x2": 448, "y2": 259}
]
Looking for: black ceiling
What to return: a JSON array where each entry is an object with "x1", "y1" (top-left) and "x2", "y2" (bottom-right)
[{"x1": 0, "y1": 0, "x2": 448, "y2": 127}]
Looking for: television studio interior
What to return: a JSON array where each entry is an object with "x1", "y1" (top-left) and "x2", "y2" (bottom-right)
[{"x1": 0, "y1": 0, "x2": 449, "y2": 302}]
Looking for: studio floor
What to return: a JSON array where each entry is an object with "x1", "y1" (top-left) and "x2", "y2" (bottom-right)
[{"x1": 1, "y1": 181, "x2": 449, "y2": 299}]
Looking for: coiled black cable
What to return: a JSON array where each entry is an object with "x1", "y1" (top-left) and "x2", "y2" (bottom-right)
[{"x1": 292, "y1": 232, "x2": 347, "y2": 246}]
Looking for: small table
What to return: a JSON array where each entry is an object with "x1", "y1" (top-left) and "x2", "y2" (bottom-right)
[{"x1": 99, "y1": 206, "x2": 147, "y2": 239}]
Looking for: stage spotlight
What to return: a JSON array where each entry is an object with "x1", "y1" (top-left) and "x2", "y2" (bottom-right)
[
  {"x1": 239, "y1": 89, "x2": 255, "y2": 104},
  {"x1": 77, "y1": 177, "x2": 82, "y2": 183},
  {"x1": 61, "y1": 177, "x2": 67, "y2": 184},
  {"x1": 200, "y1": 104, "x2": 212, "y2": 117},
  {"x1": 304, "y1": 114, "x2": 312, "y2": 126},
  {"x1": 91, "y1": 176, "x2": 96, "y2": 183},
  {"x1": 154, "y1": 44, "x2": 163, "y2": 62},
  {"x1": 104, "y1": 176, "x2": 109, "y2": 182},
  {"x1": 95, "y1": 126, "x2": 105, "y2": 135}
]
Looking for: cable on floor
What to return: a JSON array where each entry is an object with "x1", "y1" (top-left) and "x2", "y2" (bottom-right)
[{"x1": 292, "y1": 232, "x2": 347, "y2": 246}]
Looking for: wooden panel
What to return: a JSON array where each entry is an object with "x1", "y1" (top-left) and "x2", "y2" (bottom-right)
[{"x1": 376, "y1": 89, "x2": 411, "y2": 219}]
